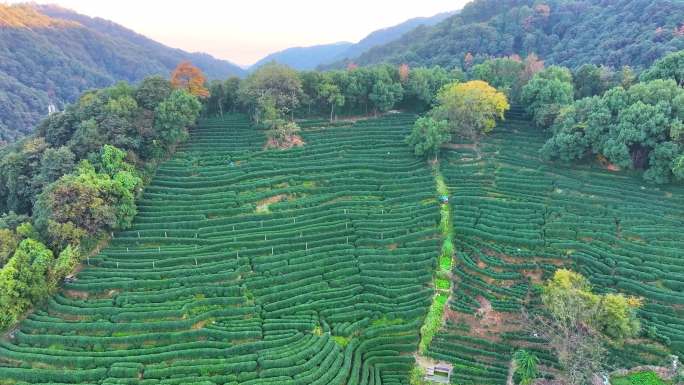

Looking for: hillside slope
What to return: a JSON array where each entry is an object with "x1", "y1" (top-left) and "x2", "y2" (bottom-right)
[
  {"x1": 249, "y1": 42, "x2": 354, "y2": 71},
  {"x1": 328, "y1": 10, "x2": 456, "y2": 64},
  {"x1": 0, "y1": 4, "x2": 244, "y2": 143},
  {"x1": 343, "y1": 0, "x2": 684, "y2": 70},
  {"x1": 0, "y1": 113, "x2": 439, "y2": 384},
  {"x1": 428, "y1": 108, "x2": 684, "y2": 383},
  {"x1": 251, "y1": 10, "x2": 455, "y2": 71}
]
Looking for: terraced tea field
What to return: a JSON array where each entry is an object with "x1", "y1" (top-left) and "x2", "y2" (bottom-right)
[
  {"x1": 429, "y1": 107, "x2": 684, "y2": 385},
  {"x1": 0, "y1": 114, "x2": 440, "y2": 385},
  {"x1": 2, "y1": 109, "x2": 683, "y2": 385}
]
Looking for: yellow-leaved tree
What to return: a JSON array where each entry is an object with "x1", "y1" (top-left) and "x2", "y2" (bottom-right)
[
  {"x1": 405, "y1": 80, "x2": 509, "y2": 162},
  {"x1": 536, "y1": 269, "x2": 642, "y2": 385},
  {"x1": 432, "y1": 80, "x2": 509, "y2": 143}
]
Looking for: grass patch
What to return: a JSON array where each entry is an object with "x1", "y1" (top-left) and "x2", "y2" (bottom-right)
[
  {"x1": 611, "y1": 371, "x2": 670, "y2": 385},
  {"x1": 420, "y1": 198, "x2": 435, "y2": 206},
  {"x1": 439, "y1": 255, "x2": 452, "y2": 272},
  {"x1": 112, "y1": 331, "x2": 135, "y2": 337},
  {"x1": 436, "y1": 169, "x2": 454, "y2": 272},
  {"x1": 435, "y1": 173, "x2": 449, "y2": 197},
  {"x1": 419, "y1": 292, "x2": 448, "y2": 354},
  {"x1": 372, "y1": 317, "x2": 404, "y2": 327},
  {"x1": 438, "y1": 205, "x2": 451, "y2": 234},
  {"x1": 440, "y1": 236, "x2": 454, "y2": 272},
  {"x1": 409, "y1": 365, "x2": 426, "y2": 385},
  {"x1": 416, "y1": 165, "x2": 455, "y2": 355},
  {"x1": 332, "y1": 336, "x2": 350, "y2": 348},
  {"x1": 435, "y1": 278, "x2": 450, "y2": 291},
  {"x1": 255, "y1": 205, "x2": 270, "y2": 214},
  {"x1": 186, "y1": 304, "x2": 223, "y2": 317}
]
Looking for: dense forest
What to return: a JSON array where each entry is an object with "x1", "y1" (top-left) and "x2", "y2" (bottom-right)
[
  {"x1": 329, "y1": 0, "x2": 684, "y2": 71},
  {"x1": 250, "y1": 10, "x2": 456, "y2": 71},
  {"x1": 0, "y1": 4, "x2": 243, "y2": 144},
  {"x1": 541, "y1": 51, "x2": 684, "y2": 184},
  {"x1": 0, "y1": 63, "x2": 203, "y2": 328}
]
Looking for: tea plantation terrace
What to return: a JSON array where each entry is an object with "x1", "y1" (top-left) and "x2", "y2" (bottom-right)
[
  {"x1": 0, "y1": 113, "x2": 440, "y2": 385},
  {"x1": 425, "y1": 106, "x2": 684, "y2": 385}
]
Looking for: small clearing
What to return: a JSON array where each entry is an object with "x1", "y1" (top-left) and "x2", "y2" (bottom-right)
[
  {"x1": 256, "y1": 194, "x2": 287, "y2": 213},
  {"x1": 265, "y1": 134, "x2": 305, "y2": 150},
  {"x1": 447, "y1": 296, "x2": 522, "y2": 342}
]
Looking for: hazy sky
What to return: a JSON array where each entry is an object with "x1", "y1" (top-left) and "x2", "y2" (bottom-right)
[{"x1": 4, "y1": 0, "x2": 468, "y2": 66}]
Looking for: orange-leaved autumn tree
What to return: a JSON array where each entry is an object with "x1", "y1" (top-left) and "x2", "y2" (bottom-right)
[
  {"x1": 464, "y1": 52, "x2": 474, "y2": 68},
  {"x1": 521, "y1": 53, "x2": 545, "y2": 84},
  {"x1": 399, "y1": 64, "x2": 410, "y2": 83},
  {"x1": 171, "y1": 61, "x2": 209, "y2": 98},
  {"x1": 535, "y1": 4, "x2": 551, "y2": 18}
]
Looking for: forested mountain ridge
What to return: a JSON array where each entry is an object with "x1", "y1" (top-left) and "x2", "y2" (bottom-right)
[
  {"x1": 251, "y1": 10, "x2": 456, "y2": 71},
  {"x1": 325, "y1": 10, "x2": 457, "y2": 65},
  {"x1": 0, "y1": 3, "x2": 244, "y2": 144},
  {"x1": 249, "y1": 42, "x2": 354, "y2": 71},
  {"x1": 32, "y1": 4, "x2": 245, "y2": 81},
  {"x1": 339, "y1": 0, "x2": 684, "y2": 71}
]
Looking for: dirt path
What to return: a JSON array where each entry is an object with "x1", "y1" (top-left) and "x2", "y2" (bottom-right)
[
  {"x1": 413, "y1": 353, "x2": 439, "y2": 371},
  {"x1": 413, "y1": 163, "x2": 456, "y2": 381},
  {"x1": 442, "y1": 143, "x2": 477, "y2": 150},
  {"x1": 507, "y1": 359, "x2": 516, "y2": 385},
  {"x1": 441, "y1": 143, "x2": 483, "y2": 159}
]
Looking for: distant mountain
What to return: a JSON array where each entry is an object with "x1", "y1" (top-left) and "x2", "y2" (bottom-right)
[
  {"x1": 329, "y1": 11, "x2": 457, "y2": 64},
  {"x1": 250, "y1": 10, "x2": 456, "y2": 71},
  {"x1": 0, "y1": 3, "x2": 245, "y2": 143},
  {"x1": 342, "y1": 0, "x2": 684, "y2": 71},
  {"x1": 250, "y1": 42, "x2": 354, "y2": 71}
]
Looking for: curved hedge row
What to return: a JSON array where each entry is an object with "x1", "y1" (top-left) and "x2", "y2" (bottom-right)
[
  {"x1": 430, "y1": 110, "x2": 684, "y2": 384},
  {"x1": 0, "y1": 113, "x2": 437, "y2": 384}
]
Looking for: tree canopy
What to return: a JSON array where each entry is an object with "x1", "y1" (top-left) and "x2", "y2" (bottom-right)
[
  {"x1": 205, "y1": 77, "x2": 240, "y2": 117},
  {"x1": 542, "y1": 77, "x2": 684, "y2": 183},
  {"x1": 338, "y1": 0, "x2": 684, "y2": 75},
  {"x1": 34, "y1": 149, "x2": 142, "y2": 249},
  {"x1": 538, "y1": 269, "x2": 642, "y2": 385},
  {"x1": 470, "y1": 57, "x2": 526, "y2": 102},
  {"x1": 521, "y1": 66, "x2": 574, "y2": 129},
  {"x1": 239, "y1": 63, "x2": 304, "y2": 122},
  {"x1": 0, "y1": 238, "x2": 53, "y2": 328},
  {"x1": 0, "y1": 75, "x2": 201, "y2": 219},
  {"x1": 432, "y1": 80, "x2": 510, "y2": 142},
  {"x1": 405, "y1": 116, "x2": 450, "y2": 161},
  {"x1": 401, "y1": 66, "x2": 456, "y2": 111},
  {"x1": 573, "y1": 64, "x2": 614, "y2": 99},
  {"x1": 0, "y1": 69, "x2": 202, "y2": 331},
  {"x1": 317, "y1": 75, "x2": 345, "y2": 122},
  {"x1": 155, "y1": 90, "x2": 202, "y2": 148},
  {"x1": 171, "y1": 61, "x2": 210, "y2": 99},
  {"x1": 640, "y1": 50, "x2": 684, "y2": 86},
  {"x1": 512, "y1": 350, "x2": 539, "y2": 385}
]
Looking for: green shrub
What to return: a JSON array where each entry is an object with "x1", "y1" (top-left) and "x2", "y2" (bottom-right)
[{"x1": 611, "y1": 371, "x2": 670, "y2": 385}]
